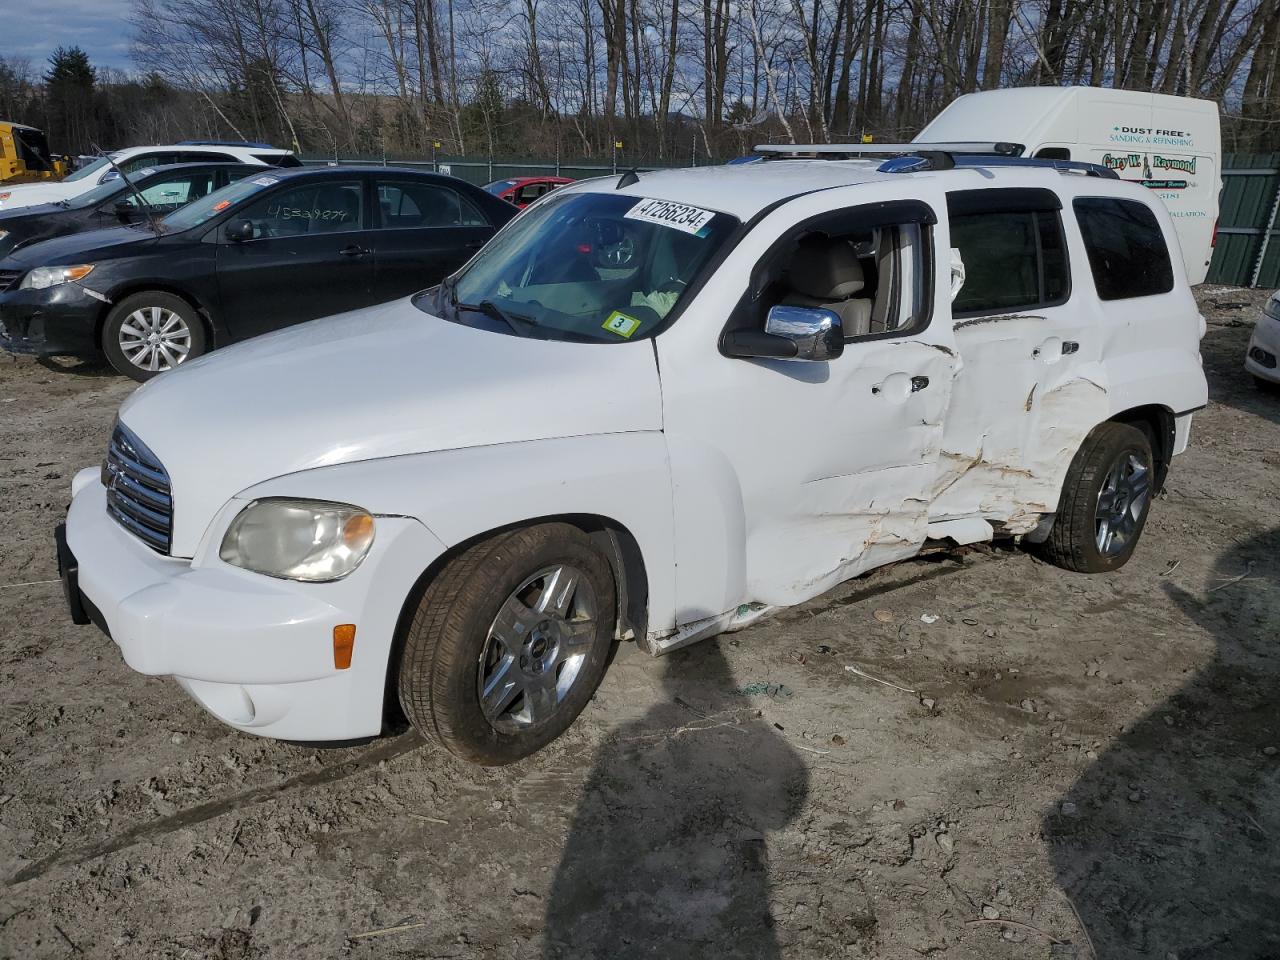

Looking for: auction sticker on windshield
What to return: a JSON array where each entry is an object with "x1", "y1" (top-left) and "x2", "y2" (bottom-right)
[
  {"x1": 625, "y1": 198, "x2": 716, "y2": 236},
  {"x1": 602, "y1": 311, "x2": 642, "y2": 338},
  {"x1": 252, "y1": 176, "x2": 280, "y2": 187}
]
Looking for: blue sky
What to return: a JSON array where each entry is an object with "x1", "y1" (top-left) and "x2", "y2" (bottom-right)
[{"x1": 5, "y1": 0, "x2": 135, "y2": 74}]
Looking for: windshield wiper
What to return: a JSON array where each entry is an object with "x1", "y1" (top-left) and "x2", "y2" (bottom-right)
[{"x1": 458, "y1": 299, "x2": 537, "y2": 336}]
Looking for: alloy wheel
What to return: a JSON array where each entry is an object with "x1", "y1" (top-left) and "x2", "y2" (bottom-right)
[
  {"x1": 1094, "y1": 452, "x2": 1152, "y2": 557},
  {"x1": 478, "y1": 564, "x2": 598, "y2": 733},
  {"x1": 118, "y1": 306, "x2": 193, "y2": 373}
]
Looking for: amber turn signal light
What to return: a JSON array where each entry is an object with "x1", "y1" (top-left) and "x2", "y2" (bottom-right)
[{"x1": 333, "y1": 624, "x2": 356, "y2": 669}]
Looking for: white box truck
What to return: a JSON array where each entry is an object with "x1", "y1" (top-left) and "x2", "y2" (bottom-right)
[{"x1": 917, "y1": 87, "x2": 1221, "y2": 284}]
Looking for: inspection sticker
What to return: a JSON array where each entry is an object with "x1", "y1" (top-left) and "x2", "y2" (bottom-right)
[
  {"x1": 252, "y1": 175, "x2": 279, "y2": 187},
  {"x1": 602, "y1": 311, "x2": 642, "y2": 338},
  {"x1": 624, "y1": 197, "x2": 715, "y2": 236}
]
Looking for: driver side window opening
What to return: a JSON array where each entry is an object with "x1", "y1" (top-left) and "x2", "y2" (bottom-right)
[{"x1": 739, "y1": 210, "x2": 932, "y2": 341}]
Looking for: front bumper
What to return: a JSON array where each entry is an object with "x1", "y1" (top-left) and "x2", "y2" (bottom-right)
[
  {"x1": 1245, "y1": 312, "x2": 1280, "y2": 385},
  {"x1": 63, "y1": 476, "x2": 447, "y2": 741},
  {"x1": 0, "y1": 283, "x2": 102, "y2": 357}
]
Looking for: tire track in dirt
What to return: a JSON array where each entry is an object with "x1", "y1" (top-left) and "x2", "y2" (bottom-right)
[{"x1": 7, "y1": 731, "x2": 424, "y2": 886}]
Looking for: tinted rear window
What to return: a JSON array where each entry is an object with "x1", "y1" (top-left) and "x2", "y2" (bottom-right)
[{"x1": 1073, "y1": 197, "x2": 1174, "y2": 300}]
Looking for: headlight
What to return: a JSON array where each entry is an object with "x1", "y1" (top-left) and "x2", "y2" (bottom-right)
[
  {"x1": 1265, "y1": 295, "x2": 1280, "y2": 322},
  {"x1": 0, "y1": 230, "x2": 8, "y2": 242},
  {"x1": 219, "y1": 498, "x2": 375, "y2": 582},
  {"x1": 20, "y1": 264, "x2": 94, "y2": 290}
]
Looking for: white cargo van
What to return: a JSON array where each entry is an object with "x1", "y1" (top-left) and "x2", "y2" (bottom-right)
[{"x1": 917, "y1": 87, "x2": 1221, "y2": 284}]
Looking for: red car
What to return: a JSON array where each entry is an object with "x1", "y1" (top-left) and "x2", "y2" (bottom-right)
[{"x1": 483, "y1": 176, "x2": 573, "y2": 208}]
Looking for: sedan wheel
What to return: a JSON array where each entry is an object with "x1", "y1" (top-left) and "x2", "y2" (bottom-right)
[
  {"x1": 102, "y1": 291, "x2": 207, "y2": 382},
  {"x1": 118, "y1": 306, "x2": 193, "y2": 373}
]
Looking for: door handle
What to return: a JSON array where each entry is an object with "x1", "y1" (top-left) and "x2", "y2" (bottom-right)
[
  {"x1": 464, "y1": 240, "x2": 485, "y2": 250},
  {"x1": 871, "y1": 372, "x2": 927, "y2": 402},
  {"x1": 339, "y1": 244, "x2": 370, "y2": 257}
]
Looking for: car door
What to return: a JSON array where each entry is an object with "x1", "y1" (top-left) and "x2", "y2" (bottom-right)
[
  {"x1": 214, "y1": 176, "x2": 374, "y2": 340},
  {"x1": 370, "y1": 176, "x2": 495, "y2": 301},
  {"x1": 656, "y1": 184, "x2": 958, "y2": 622},
  {"x1": 931, "y1": 188, "x2": 1101, "y2": 528}
]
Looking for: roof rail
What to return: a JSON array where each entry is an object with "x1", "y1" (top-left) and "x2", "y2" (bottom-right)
[
  {"x1": 751, "y1": 141, "x2": 1118, "y2": 179},
  {"x1": 948, "y1": 155, "x2": 1119, "y2": 179}
]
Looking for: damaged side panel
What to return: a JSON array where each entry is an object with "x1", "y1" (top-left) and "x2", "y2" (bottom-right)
[
  {"x1": 930, "y1": 309, "x2": 1108, "y2": 533},
  {"x1": 654, "y1": 178, "x2": 960, "y2": 639}
]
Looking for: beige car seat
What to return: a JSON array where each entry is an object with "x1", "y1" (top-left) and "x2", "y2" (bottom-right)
[{"x1": 781, "y1": 235, "x2": 873, "y2": 336}]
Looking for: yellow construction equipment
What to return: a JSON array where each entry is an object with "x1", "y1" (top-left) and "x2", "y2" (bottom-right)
[{"x1": 0, "y1": 122, "x2": 71, "y2": 183}]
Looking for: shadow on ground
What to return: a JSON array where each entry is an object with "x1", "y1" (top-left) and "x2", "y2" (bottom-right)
[
  {"x1": 543, "y1": 641, "x2": 810, "y2": 960},
  {"x1": 1049, "y1": 529, "x2": 1280, "y2": 959}
]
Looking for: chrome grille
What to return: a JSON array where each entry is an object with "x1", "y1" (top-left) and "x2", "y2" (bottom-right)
[{"x1": 103, "y1": 423, "x2": 172, "y2": 553}]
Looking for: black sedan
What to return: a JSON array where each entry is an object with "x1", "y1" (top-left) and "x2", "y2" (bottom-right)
[
  {"x1": 0, "y1": 163, "x2": 257, "y2": 259},
  {"x1": 0, "y1": 167, "x2": 516, "y2": 380}
]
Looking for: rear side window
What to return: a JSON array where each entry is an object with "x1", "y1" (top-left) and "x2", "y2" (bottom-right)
[
  {"x1": 1073, "y1": 197, "x2": 1174, "y2": 300},
  {"x1": 376, "y1": 180, "x2": 489, "y2": 228},
  {"x1": 947, "y1": 199, "x2": 1069, "y2": 315}
]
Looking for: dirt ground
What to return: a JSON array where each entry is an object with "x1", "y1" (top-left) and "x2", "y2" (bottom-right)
[{"x1": 0, "y1": 287, "x2": 1277, "y2": 960}]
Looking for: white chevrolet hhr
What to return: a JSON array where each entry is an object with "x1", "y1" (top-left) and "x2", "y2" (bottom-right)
[{"x1": 57, "y1": 145, "x2": 1208, "y2": 764}]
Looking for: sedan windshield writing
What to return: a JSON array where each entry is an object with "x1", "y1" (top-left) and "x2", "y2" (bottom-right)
[{"x1": 443, "y1": 191, "x2": 737, "y2": 343}]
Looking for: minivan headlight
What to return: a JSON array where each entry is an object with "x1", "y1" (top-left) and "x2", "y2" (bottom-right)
[
  {"x1": 20, "y1": 264, "x2": 94, "y2": 290},
  {"x1": 219, "y1": 499, "x2": 375, "y2": 582}
]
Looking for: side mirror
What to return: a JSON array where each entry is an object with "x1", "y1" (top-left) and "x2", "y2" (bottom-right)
[
  {"x1": 113, "y1": 199, "x2": 138, "y2": 223},
  {"x1": 224, "y1": 218, "x2": 254, "y2": 243},
  {"x1": 721, "y1": 305, "x2": 845, "y2": 361}
]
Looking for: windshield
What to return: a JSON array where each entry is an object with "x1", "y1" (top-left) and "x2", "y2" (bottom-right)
[
  {"x1": 442, "y1": 191, "x2": 738, "y2": 343},
  {"x1": 160, "y1": 173, "x2": 284, "y2": 232},
  {"x1": 483, "y1": 179, "x2": 518, "y2": 194},
  {"x1": 62, "y1": 155, "x2": 116, "y2": 183},
  {"x1": 67, "y1": 173, "x2": 142, "y2": 209}
]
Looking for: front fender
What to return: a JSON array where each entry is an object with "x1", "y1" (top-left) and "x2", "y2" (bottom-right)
[{"x1": 236, "y1": 432, "x2": 678, "y2": 634}]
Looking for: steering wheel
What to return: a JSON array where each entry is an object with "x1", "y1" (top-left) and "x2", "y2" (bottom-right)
[{"x1": 596, "y1": 232, "x2": 637, "y2": 269}]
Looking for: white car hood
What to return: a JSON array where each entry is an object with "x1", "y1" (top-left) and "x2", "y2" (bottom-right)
[
  {"x1": 118, "y1": 299, "x2": 664, "y2": 556},
  {"x1": 0, "y1": 181, "x2": 82, "y2": 211}
]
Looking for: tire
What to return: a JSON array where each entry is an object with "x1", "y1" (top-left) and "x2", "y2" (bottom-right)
[
  {"x1": 397, "y1": 523, "x2": 617, "y2": 765},
  {"x1": 102, "y1": 291, "x2": 207, "y2": 381},
  {"x1": 1037, "y1": 422, "x2": 1155, "y2": 573},
  {"x1": 1254, "y1": 375, "x2": 1280, "y2": 395}
]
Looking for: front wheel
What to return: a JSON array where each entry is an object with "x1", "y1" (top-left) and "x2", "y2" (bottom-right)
[
  {"x1": 102, "y1": 291, "x2": 206, "y2": 381},
  {"x1": 397, "y1": 523, "x2": 617, "y2": 765},
  {"x1": 1037, "y1": 422, "x2": 1155, "y2": 573}
]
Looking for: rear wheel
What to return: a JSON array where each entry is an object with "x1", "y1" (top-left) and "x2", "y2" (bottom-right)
[
  {"x1": 397, "y1": 523, "x2": 616, "y2": 765},
  {"x1": 102, "y1": 291, "x2": 206, "y2": 381},
  {"x1": 1037, "y1": 422, "x2": 1154, "y2": 573}
]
